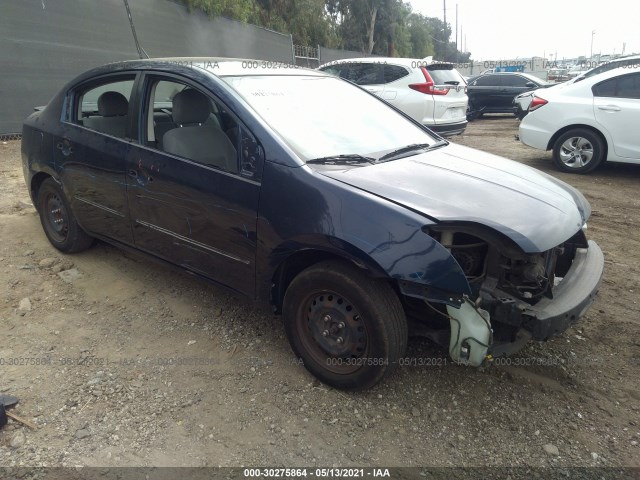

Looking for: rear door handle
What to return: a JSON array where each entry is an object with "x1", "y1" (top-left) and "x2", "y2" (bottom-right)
[
  {"x1": 598, "y1": 105, "x2": 621, "y2": 112},
  {"x1": 128, "y1": 169, "x2": 138, "y2": 178}
]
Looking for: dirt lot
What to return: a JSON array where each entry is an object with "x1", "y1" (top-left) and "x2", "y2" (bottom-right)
[{"x1": 0, "y1": 116, "x2": 639, "y2": 470}]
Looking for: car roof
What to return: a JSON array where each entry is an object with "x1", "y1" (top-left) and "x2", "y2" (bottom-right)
[
  {"x1": 478, "y1": 71, "x2": 541, "y2": 78},
  {"x1": 541, "y1": 64, "x2": 640, "y2": 97},
  {"x1": 469, "y1": 72, "x2": 546, "y2": 82},
  {"x1": 319, "y1": 57, "x2": 454, "y2": 68},
  {"x1": 84, "y1": 57, "x2": 328, "y2": 78},
  {"x1": 579, "y1": 64, "x2": 640, "y2": 84},
  {"x1": 609, "y1": 54, "x2": 640, "y2": 61}
]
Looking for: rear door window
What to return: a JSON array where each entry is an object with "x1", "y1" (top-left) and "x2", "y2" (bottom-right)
[
  {"x1": 74, "y1": 77, "x2": 135, "y2": 138},
  {"x1": 593, "y1": 73, "x2": 640, "y2": 99},
  {"x1": 503, "y1": 75, "x2": 530, "y2": 87},
  {"x1": 616, "y1": 73, "x2": 640, "y2": 99}
]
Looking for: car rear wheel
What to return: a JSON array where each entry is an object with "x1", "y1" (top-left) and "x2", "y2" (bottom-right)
[
  {"x1": 36, "y1": 178, "x2": 94, "y2": 253},
  {"x1": 552, "y1": 129, "x2": 605, "y2": 174},
  {"x1": 283, "y1": 260, "x2": 407, "y2": 390}
]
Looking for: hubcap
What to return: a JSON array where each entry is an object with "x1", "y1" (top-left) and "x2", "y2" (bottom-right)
[
  {"x1": 558, "y1": 136, "x2": 594, "y2": 169},
  {"x1": 45, "y1": 193, "x2": 68, "y2": 242},
  {"x1": 301, "y1": 291, "x2": 368, "y2": 374}
]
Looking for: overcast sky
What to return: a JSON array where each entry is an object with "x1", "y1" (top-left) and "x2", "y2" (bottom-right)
[{"x1": 408, "y1": 0, "x2": 639, "y2": 61}]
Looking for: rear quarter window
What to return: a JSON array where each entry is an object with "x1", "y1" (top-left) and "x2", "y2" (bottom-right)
[{"x1": 383, "y1": 65, "x2": 409, "y2": 84}]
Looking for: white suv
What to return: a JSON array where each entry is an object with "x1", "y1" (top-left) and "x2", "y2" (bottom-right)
[{"x1": 319, "y1": 57, "x2": 468, "y2": 136}]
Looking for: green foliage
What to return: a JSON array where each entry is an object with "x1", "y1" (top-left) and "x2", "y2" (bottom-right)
[{"x1": 180, "y1": 0, "x2": 470, "y2": 60}]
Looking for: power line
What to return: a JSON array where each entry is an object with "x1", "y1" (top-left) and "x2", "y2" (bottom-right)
[{"x1": 123, "y1": 0, "x2": 149, "y2": 59}]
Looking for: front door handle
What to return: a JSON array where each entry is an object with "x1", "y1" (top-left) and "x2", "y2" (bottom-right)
[
  {"x1": 598, "y1": 105, "x2": 621, "y2": 112},
  {"x1": 128, "y1": 169, "x2": 138, "y2": 178}
]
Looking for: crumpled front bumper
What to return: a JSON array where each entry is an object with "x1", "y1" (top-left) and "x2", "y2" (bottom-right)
[{"x1": 522, "y1": 240, "x2": 604, "y2": 341}]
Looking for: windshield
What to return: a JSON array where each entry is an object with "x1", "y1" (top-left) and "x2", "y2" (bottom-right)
[
  {"x1": 427, "y1": 65, "x2": 465, "y2": 85},
  {"x1": 580, "y1": 57, "x2": 640, "y2": 81},
  {"x1": 223, "y1": 75, "x2": 437, "y2": 161}
]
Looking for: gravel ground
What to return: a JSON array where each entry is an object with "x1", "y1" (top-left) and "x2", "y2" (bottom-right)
[{"x1": 0, "y1": 117, "x2": 639, "y2": 472}]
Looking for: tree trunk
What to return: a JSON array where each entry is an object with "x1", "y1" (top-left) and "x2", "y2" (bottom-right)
[{"x1": 366, "y1": 6, "x2": 377, "y2": 54}]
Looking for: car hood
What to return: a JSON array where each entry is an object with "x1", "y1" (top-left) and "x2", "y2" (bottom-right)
[{"x1": 319, "y1": 143, "x2": 590, "y2": 253}]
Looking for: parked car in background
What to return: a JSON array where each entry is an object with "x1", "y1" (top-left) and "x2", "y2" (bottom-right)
[
  {"x1": 511, "y1": 59, "x2": 640, "y2": 121},
  {"x1": 519, "y1": 66, "x2": 640, "y2": 173},
  {"x1": 547, "y1": 68, "x2": 570, "y2": 83},
  {"x1": 319, "y1": 57, "x2": 468, "y2": 136},
  {"x1": 466, "y1": 72, "x2": 549, "y2": 119},
  {"x1": 513, "y1": 83, "x2": 558, "y2": 119},
  {"x1": 22, "y1": 58, "x2": 603, "y2": 390},
  {"x1": 570, "y1": 54, "x2": 640, "y2": 84},
  {"x1": 513, "y1": 90, "x2": 540, "y2": 119}
]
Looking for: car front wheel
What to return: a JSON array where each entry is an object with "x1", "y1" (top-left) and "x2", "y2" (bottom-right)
[
  {"x1": 552, "y1": 129, "x2": 605, "y2": 174},
  {"x1": 466, "y1": 101, "x2": 479, "y2": 120},
  {"x1": 36, "y1": 178, "x2": 94, "y2": 253},
  {"x1": 283, "y1": 260, "x2": 408, "y2": 390}
]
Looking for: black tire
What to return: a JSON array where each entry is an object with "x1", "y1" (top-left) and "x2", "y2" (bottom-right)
[
  {"x1": 552, "y1": 128, "x2": 605, "y2": 174},
  {"x1": 36, "y1": 178, "x2": 94, "y2": 253},
  {"x1": 283, "y1": 260, "x2": 407, "y2": 390}
]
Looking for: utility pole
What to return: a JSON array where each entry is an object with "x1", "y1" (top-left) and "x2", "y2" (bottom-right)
[
  {"x1": 590, "y1": 30, "x2": 596, "y2": 61},
  {"x1": 455, "y1": 4, "x2": 458, "y2": 52},
  {"x1": 443, "y1": 0, "x2": 447, "y2": 60}
]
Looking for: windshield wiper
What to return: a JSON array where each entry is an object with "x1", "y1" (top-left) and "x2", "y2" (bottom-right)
[
  {"x1": 307, "y1": 154, "x2": 376, "y2": 165},
  {"x1": 377, "y1": 143, "x2": 434, "y2": 162}
]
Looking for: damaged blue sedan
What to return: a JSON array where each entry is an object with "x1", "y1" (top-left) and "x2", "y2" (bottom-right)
[{"x1": 21, "y1": 58, "x2": 604, "y2": 389}]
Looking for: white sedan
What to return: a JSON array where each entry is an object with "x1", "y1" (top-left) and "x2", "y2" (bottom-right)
[{"x1": 519, "y1": 65, "x2": 640, "y2": 173}]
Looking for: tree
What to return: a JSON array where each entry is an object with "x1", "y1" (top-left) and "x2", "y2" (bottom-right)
[
  {"x1": 405, "y1": 12, "x2": 433, "y2": 58},
  {"x1": 180, "y1": 0, "x2": 471, "y2": 60}
]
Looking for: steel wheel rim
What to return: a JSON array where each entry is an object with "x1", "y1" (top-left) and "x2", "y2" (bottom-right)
[
  {"x1": 299, "y1": 290, "x2": 369, "y2": 375},
  {"x1": 559, "y1": 136, "x2": 594, "y2": 169},
  {"x1": 44, "y1": 192, "x2": 69, "y2": 242}
]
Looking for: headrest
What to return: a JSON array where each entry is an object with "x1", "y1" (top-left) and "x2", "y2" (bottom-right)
[
  {"x1": 97, "y1": 91, "x2": 129, "y2": 117},
  {"x1": 172, "y1": 89, "x2": 210, "y2": 125}
]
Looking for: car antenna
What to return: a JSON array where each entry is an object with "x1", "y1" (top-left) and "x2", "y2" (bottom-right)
[{"x1": 123, "y1": 0, "x2": 149, "y2": 59}]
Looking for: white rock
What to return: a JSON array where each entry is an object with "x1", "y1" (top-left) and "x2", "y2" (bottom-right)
[
  {"x1": 39, "y1": 258, "x2": 57, "y2": 268},
  {"x1": 19, "y1": 297, "x2": 32, "y2": 311},
  {"x1": 57, "y1": 268, "x2": 83, "y2": 283},
  {"x1": 10, "y1": 431, "x2": 26, "y2": 449},
  {"x1": 543, "y1": 443, "x2": 559, "y2": 456}
]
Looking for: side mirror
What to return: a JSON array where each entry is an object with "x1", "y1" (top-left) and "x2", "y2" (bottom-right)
[{"x1": 525, "y1": 82, "x2": 537, "y2": 88}]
